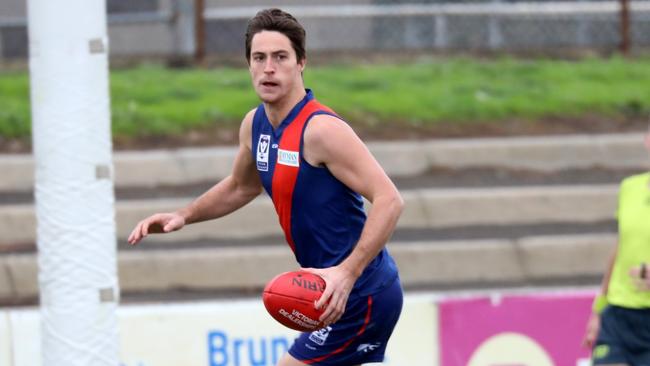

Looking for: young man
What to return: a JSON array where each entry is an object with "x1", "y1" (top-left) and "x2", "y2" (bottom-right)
[
  {"x1": 582, "y1": 130, "x2": 650, "y2": 365},
  {"x1": 128, "y1": 8, "x2": 404, "y2": 366}
]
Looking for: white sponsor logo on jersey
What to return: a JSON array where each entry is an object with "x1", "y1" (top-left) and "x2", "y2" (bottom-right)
[{"x1": 277, "y1": 148, "x2": 299, "y2": 167}]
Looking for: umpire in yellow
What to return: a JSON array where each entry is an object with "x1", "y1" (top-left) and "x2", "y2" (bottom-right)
[{"x1": 583, "y1": 130, "x2": 650, "y2": 365}]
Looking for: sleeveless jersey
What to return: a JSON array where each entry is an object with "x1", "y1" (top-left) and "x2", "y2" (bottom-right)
[
  {"x1": 251, "y1": 90, "x2": 398, "y2": 296},
  {"x1": 607, "y1": 172, "x2": 650, "y2": 308}
]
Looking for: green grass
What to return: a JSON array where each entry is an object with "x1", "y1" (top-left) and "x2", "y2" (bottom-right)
[
  {"x1": 0, "y1": 71, "x2": 31, "y2": 139},
  {"x1": 308, "y1": 57, "x2": 650, "y2": 126},
  {"x1": 1, "y1": 56, "x2": 649, "y2": 140},
  {"x1": 110, "y1": 66, "x2": 257, "y2": 137}
]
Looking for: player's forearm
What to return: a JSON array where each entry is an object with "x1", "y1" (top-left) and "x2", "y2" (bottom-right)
[
  {"x1": 340, "y1": 192, "x2": 404, "y2": 278},
  {"x1": 177, "y1": 175, "x2": 261, "y2": 225}
]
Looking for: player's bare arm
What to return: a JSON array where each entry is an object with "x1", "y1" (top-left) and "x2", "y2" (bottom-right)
[
  {"x1": 176, "y1": 110, "x2": 262, "y2": 223},
  {"x1": 301, "y1": 114, "x2": 404, "y2": 325},
  {"x1": 127, "y1": 110, "x2": 262, "y2": 245}
]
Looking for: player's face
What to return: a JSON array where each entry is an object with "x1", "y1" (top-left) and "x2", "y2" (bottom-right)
[{"x1": 249, "y1": 31, "x2": 305, "y2": 104}]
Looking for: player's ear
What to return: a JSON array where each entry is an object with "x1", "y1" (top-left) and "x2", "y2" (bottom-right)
[{"x1": 298, "y1": 57, "x2": 306, "y2": 73}]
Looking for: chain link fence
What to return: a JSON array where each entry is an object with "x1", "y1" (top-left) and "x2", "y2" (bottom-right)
[
  {"x1": 202, "y1": 0, "x2": 650, "y2": 59},
  {"x1": 0, "y1": 0, "x2": 192, "y2": 63},
  {"x1": 0, "y1": 0, "x2": 649, "y2": 64}
]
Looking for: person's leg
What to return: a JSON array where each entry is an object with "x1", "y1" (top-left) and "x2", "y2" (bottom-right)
[
  {"x1": 592, "y1": 306, "x2": 630, "y2": 366},
  {"x1": 276, "y1": 352, "x2": 360, "y2": 366},
  {"x1": 276, "y1": 352, "x2": 307, "y2": 366},
  {"x1": 624, "y1": 307, "x2": 650, "y2": 366}
]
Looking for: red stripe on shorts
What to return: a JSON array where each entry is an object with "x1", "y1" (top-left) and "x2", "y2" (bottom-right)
[{"x1": 304, "y1": 296, "x2": 374, "y2": 365}]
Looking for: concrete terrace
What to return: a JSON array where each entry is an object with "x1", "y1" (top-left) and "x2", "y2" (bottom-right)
[{"x1": 0, "y1": 132, "x2": 645, "y2": 305}]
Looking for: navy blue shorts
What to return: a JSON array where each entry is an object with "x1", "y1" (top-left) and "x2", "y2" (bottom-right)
[
  {"x1": 288, "y1": 276, "x2": 403, "y2": 366},
  {"x1": 593, "y1": 305, "x2": 650, "y2": 365}
]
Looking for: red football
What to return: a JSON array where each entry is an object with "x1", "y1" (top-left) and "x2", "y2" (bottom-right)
[{"x1": 263, "y1": 270, "x2": 326, "y2": 332}]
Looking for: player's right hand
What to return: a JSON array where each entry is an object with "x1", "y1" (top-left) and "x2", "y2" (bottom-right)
[
  {"x1": 301, "y1": 265, "x2": 357, "y2": 327},
  {"x1": 581, "y1": 312, "x2": 600, "y2": 349},
  {"x1": 127, "y1": 212, "x2": 185, "y2": 245}
]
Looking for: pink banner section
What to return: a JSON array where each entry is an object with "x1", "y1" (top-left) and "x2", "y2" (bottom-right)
[{"x1": 440, "y1": 291, "x2": 595, "y2": 366}]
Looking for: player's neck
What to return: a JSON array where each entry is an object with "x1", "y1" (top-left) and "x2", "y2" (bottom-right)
[{"x1": 264, "y1": 87, "x2": 306, "y2": 128}]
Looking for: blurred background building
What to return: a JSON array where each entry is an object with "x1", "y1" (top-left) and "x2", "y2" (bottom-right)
[{"x1": 1, "y1": 0, "x2": 650, "y2": 63}]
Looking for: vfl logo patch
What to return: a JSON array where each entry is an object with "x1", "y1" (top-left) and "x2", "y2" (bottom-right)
[
  {"x1": 256, "y1": 134, "x2": 271, "y2": 171},
  {"x1": 309, "y1": 326, "x2": 332, "y2": 346},
  {"x1": 277, "y1": 149, "x2": 299, "y2": 167}
]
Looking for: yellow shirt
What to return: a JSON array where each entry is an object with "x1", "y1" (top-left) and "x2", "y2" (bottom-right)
[{"x1": 608, "y1": 172, "x2": 650, "y2": 309}]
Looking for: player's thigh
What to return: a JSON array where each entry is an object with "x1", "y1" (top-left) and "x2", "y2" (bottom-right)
[
  {"x1": 277, "y1": 352, "x2": 306, "y2": 366},
  {"x1": 276, "y1": 352, "x2": 360, "y2": 366}
]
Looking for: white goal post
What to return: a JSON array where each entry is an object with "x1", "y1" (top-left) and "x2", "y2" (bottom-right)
[{"x1": 27, "y1": 0, "x2": 119, "y2": 365}]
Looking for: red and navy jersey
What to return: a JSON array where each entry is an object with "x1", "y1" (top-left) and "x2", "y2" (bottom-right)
[{"x1": 252, "y1": 90, "x2": 398, "y2": 296}]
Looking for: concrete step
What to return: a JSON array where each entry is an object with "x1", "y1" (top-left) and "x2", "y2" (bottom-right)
[
  {"x1": 0, "y1": 166, "x2": 636, "y2": 205},
  {"x1": 0, "y1": 233, "x2": 615, "y2": 304},
  {"x1": 0, "y1": 184, "x2": 619, "y2": 249},
  {"x1": 0, "y1": 133, "x2": 645, "y2": 192}
]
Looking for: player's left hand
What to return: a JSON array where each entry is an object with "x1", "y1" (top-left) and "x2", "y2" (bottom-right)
[
  {"x1": 629, "y1": 262, "x2": 650, "y2": 291},
  {"x1": 581, "y1": 313, "x2": 601, "y2": 348},
  {"x1": 301, "y1": 265, "x2": 358, "y2": 326}
]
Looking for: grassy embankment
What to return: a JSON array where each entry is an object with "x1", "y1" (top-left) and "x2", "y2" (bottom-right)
[{"x1": 1, "y1": 57, "x2": 649, "y2": 143}]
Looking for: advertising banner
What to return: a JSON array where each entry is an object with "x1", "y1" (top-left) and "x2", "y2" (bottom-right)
[
  {"x1": 119, "y1": 301, "x2": 295, "y2": 366},
  {"x1": 1, "y1": 311, "x2": 11, "y2": 366},
  {"x1": 4, "y1": 295, "x2": 437, "y2": 366},
  {"x1": 385, "y1": 296, "x2": 438, "y2": 366},
  {"x1": 4, "y1": 309, "x2": 40, "y2": 366},
  {"x1": 439, "y1": 291, "x2": 595, "y2": 366}
]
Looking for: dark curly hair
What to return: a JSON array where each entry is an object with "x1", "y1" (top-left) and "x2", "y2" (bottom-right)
[{"x1": 245, "y1": 8, "x2": 306, "y2": 64}]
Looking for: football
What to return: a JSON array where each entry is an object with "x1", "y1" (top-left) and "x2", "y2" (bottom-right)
[{"x1": 262, "y1": 270, "x2": 326, "y2": 332}]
